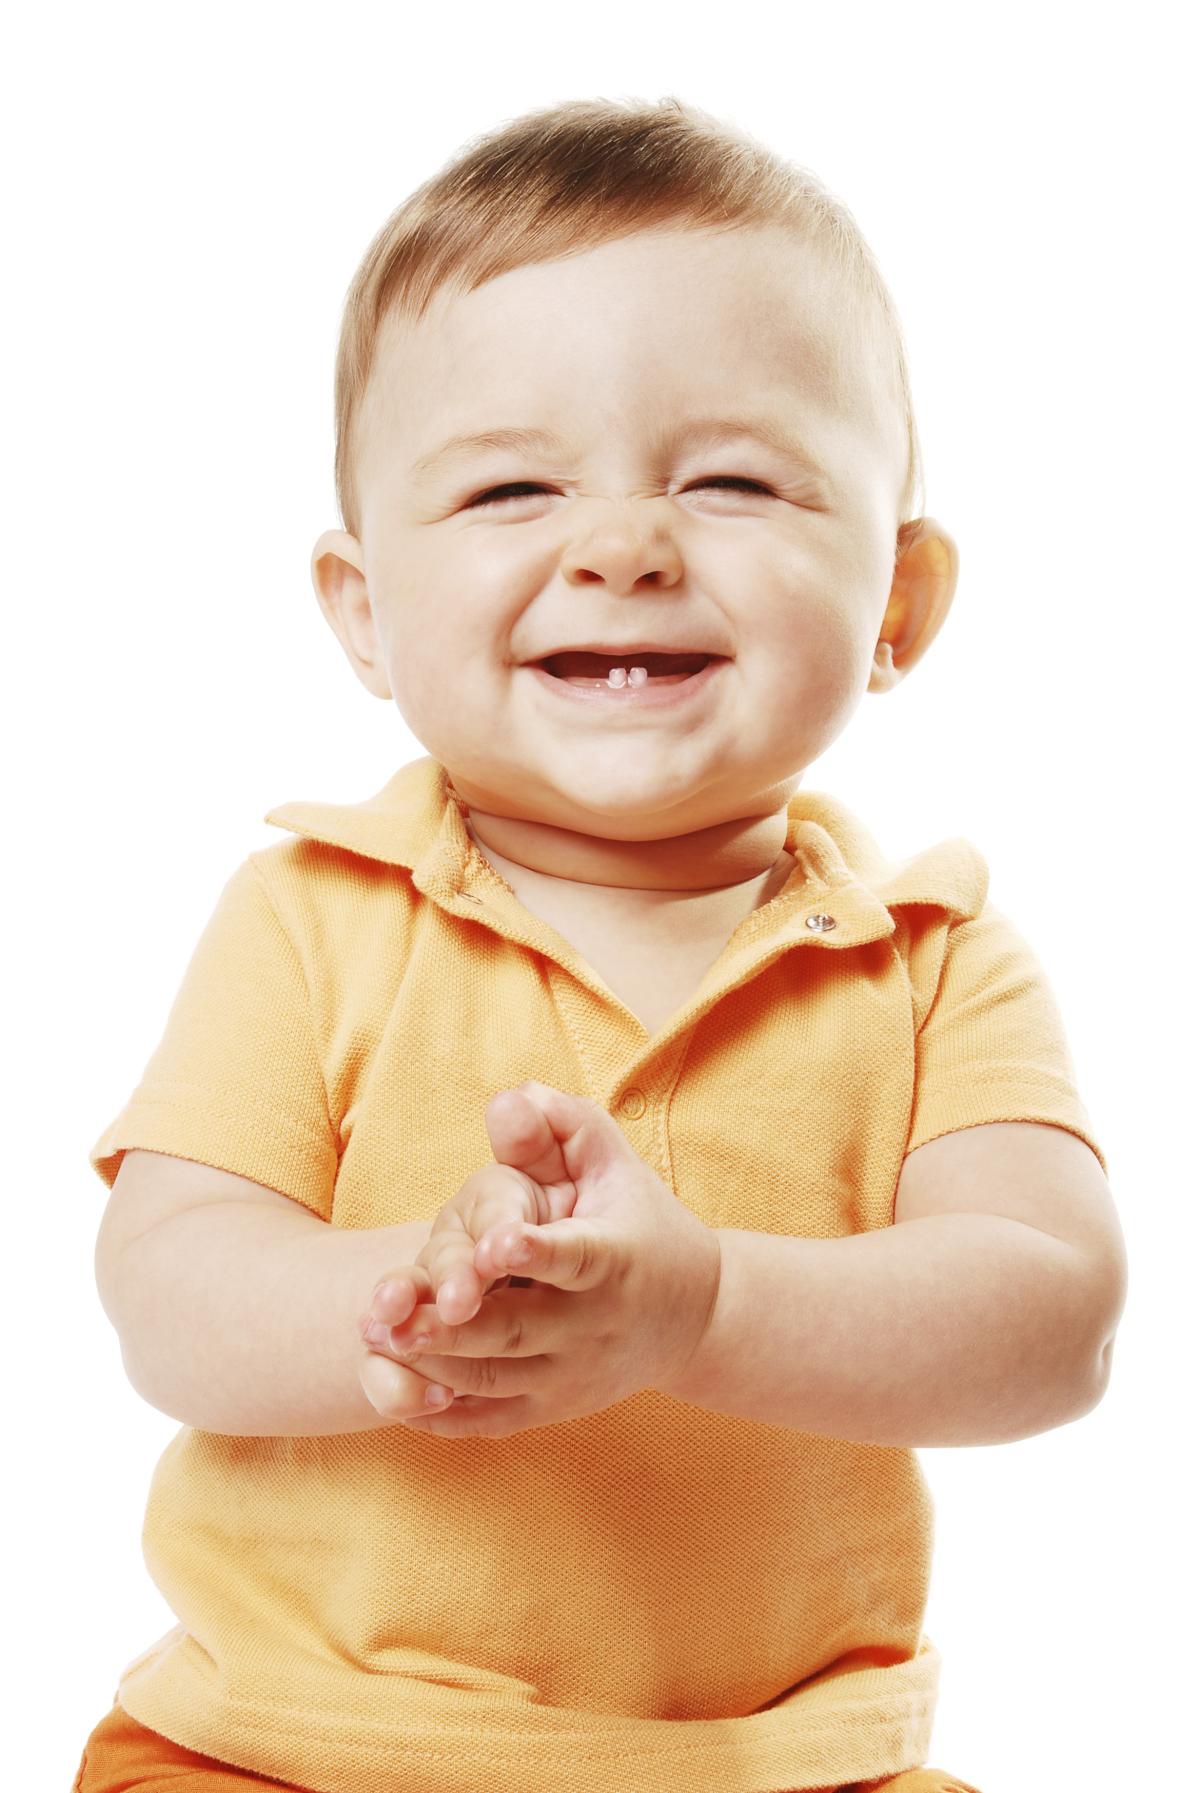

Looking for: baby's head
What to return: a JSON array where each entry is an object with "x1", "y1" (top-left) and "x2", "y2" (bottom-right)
[{"x1": 311, "y1": 96, "x2": 957, "y2": 888}]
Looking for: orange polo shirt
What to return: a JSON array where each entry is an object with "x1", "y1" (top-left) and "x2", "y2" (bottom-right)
[{"x1": 87, "y1": 754, "x2": 1106, "y2": 1793}]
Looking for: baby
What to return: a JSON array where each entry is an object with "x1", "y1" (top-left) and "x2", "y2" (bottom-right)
[{"x1": 79, "y1": 96, "x2": 1127, "y2": 1793}]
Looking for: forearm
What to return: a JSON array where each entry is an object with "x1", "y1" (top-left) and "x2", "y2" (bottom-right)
[
  {"x1": 664, "y1": 1215, "x2": 1108, "y2": 1447},
  {"x1": 105, "y1": 1204, "x2": 433, "y2": 1437}
]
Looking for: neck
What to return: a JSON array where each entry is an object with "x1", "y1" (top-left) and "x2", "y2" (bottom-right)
[{"x1": 458, "y1": 799, "x2": 794, "y2": 893}]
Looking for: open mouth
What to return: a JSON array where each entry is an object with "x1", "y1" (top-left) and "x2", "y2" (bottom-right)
[
  {"x1": 527, "y1": 651, "x2": 728, "y2": 710},
  {"x1": 539, "y1": 651, "x2": 715, "y2": 688}
]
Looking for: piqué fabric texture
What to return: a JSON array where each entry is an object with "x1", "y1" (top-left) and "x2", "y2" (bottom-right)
[
  {"x1": 72, "y1": 1696, "x2": 986, "y2": 1792},
  {"x1": 87, "y1": 755, "x2": 1103, "y2": 1793}
]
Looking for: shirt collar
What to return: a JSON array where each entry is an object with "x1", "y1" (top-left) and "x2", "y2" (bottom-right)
[{"x1": 263, "y1": 754, "x2": 986, "y2": 943}]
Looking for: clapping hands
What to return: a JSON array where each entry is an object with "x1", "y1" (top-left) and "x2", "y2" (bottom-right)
[{"x1": 357, "y1": 1081, "x2": 721, "y2": 1439}]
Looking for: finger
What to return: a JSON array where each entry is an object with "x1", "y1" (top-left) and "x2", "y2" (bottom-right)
[
  {"x1": 400, "y1": 1384, "x2": 530, "y2": 1441},
  {"x1": 425, "y1": 1167, "x2": 542, "y2": 1323},
  {"x1": 400, "y1": 1392, "x2": 533, "y2": 1439},
  {"x1": 357, "y1": 1347, "x2": 455, "y2": 1422},
  {"x1": 373, "y1": 1282, "x2": 557, "y2": 1362},
  {"x1": 497, "y1": 1217, "x2": 612, "y2": 1293},
  {"x1": 484, "y1": 1088, "x2": 582, "y2": 1219},
  {"x1": 366, "y1": 1338, "x2": 522, "y2": 1407},
  {"x1": 420, "y1": 1229, "x2": 500, "y2": 1326},
  {"x1": 473, "y1": 1215, "x2": 542, "y2": 1283},
  {"x1": 364, "y1": 1263, "x2": 438, "y2": 1329}
]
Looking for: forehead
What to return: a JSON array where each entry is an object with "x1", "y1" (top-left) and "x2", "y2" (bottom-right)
[{"x1": 360, "y1": 225, "x2": 888, "y2": 472}]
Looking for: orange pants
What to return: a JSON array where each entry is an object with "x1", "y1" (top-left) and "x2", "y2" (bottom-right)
[{"x1": 72, "y1": 1700, "x2": 984, "y2": 1792}]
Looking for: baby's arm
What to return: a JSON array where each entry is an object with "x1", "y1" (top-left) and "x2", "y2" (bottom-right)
[
  {"x1": 664, "y1": 1123, "x2": 1125, "y2": 1446},
  {"x1": 96, "y1": 1149, "x2": 443, "y2": 1437}
]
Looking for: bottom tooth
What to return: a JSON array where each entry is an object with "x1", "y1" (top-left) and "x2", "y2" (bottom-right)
[
  {"x1": 557, "y1": 665, "x2": 648, "y2": 688},
  {"x1": 563, "y1": 659, "x2": 703, "y2": 684},
  {"x1": 560, "y1": 665, "x2": 699, "y2": 689}
]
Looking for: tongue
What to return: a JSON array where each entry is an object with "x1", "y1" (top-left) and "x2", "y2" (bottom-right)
[{"x1": 548, "y1": 651, "x2": 710, "y2": 682}]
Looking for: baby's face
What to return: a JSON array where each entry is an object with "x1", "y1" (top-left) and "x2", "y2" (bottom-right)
[{"x1": 316, "y1": 224, "x2": 916, "y2": 842}]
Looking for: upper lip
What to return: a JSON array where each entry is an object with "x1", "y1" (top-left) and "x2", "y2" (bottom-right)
[{"x1": 527, "y1": 644, "x2": 725, "y2": 661}]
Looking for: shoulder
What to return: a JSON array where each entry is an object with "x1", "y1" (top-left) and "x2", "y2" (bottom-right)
[{"x1": 245, "y1": 833, "x2": 421, "y2": 973}]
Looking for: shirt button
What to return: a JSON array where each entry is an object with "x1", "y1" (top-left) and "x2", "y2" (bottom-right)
[
  {"x1": 618, "y1": 1088, "x2": 647, "y2": 1119},
  {"x1": 804, "y1": 911, "x2": 837, "y2": 932}
]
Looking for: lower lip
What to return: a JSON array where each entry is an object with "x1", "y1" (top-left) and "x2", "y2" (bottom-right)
[{"x1": 525, "y1": 658, "x2": 728, "y2": 710}]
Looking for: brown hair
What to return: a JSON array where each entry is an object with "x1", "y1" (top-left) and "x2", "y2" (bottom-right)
[{"x1": 332, "y1": 95, "x2": 924, "y2": 544}]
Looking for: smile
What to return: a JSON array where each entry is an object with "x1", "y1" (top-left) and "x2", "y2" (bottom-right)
[{"x1": 525, "y1": 656, "x2": 729, "y2": 710}]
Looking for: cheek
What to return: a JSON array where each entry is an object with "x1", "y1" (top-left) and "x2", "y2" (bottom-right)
[
  {"x1": 755, "y1": 573, "x2": 865, "y2": 680},
  {"x1": 407, "y1": 660, "x2": 450, "y2": 719},
  {"x1": 405, "y1": 536, "x2": 531, "y2": 648},
  {"x1": 815, "y1": 544, "x2": 893, "y2": 685},
  {"x1": 375, "y1": 617, "x2": 445, "y2": 720},
  {"x1": 453, "y1": 526, "x2": 545, "y2": 592},
  {"x1": 384, "y1": 616, "x2": 506, "y2": 733}
]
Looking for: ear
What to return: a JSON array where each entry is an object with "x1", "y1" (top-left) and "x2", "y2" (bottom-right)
[
  {"x1": 310, "y1": 528, "x2": 392, "y2": 700},
  {"x1": 869, "y1": 517, "x2": 959, "y2": 693}
]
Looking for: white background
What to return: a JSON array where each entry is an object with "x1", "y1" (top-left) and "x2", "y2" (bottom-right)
[{"x1": 6, "y1": 4, "x2": 1194, "y2": 1789}]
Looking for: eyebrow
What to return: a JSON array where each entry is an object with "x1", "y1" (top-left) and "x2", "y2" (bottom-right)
[{"x1": 410, "y1": 415, "x2": 829, "y2": 479}]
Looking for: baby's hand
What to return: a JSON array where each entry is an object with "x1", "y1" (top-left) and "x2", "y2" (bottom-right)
[
  {"x1": 361, "y1": 1081, "x2": 722, "y2": 1440},
  {"x1": 356, "y1": 1088, "x2": 581, "y2": 1423}
]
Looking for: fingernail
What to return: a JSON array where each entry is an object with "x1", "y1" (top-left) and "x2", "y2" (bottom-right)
[
  {"x1": 374, "y1": 1281, "x2": 402, "y2": 1306},
  {"x1": 441, "y1": 1281, "x2": 471, "y2": 1316},
  {"x1": 510, "y1": 1235, "x2": 533, "y2": 1265},
  {"x1": 425, "y1": 1385, "x2": 451, "y2": 1408}
]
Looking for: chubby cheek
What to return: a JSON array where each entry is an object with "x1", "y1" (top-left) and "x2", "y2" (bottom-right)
[
  {"x1": 387, "y1": 633, "x2": 508, "y2": 745},
  {"x1": 377, "y1": 624, "x2": 453, "y2": 737},
  {"x1": 755, "y1": 601, "x2": 870, "y2": 735}
]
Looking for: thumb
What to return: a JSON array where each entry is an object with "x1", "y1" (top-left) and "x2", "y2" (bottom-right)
[
  {"x1": 487, "y1": 1081, "x2": 634, "y2": 1196},
  {"x1": 498, "y1": 1211, "x2": 614, "y2": 1293}
]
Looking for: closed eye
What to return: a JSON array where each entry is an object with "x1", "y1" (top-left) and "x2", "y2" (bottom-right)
[
  {"x1": 466, "y1": 482, "x2": 552, "y2": 508},
  {"x1": 689, "y1": 476, "x2": 775, "y2": 495},
  {"x1": 465, "y1": 476, "x2": 776, "y2": 509}
]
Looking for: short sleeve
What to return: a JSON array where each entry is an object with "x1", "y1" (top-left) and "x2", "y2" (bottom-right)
[
  {"x1": 87, "y1": 855, "x2": 338, "y2": 1219},
  {"x1": 904, "y1": 898, "x2": 1107, "y2": 1177}
]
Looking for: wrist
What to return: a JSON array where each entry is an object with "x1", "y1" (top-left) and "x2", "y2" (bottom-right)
[{"x1": 660, "y1": 1229, "x2": 727, "y2": 1406}]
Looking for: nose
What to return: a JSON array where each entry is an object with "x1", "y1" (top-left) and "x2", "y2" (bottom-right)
[{"x1": 560, "y1": 498, "x2": 684, "y2": 593}]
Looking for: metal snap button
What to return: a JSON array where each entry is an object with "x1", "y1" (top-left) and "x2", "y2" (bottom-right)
[
  {"x1": 618, "y1": 1088, "x2": 647, "y2": 1119},
  {"x1": 804, "y1": 911, "x2": 837, "y2": 932}
]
